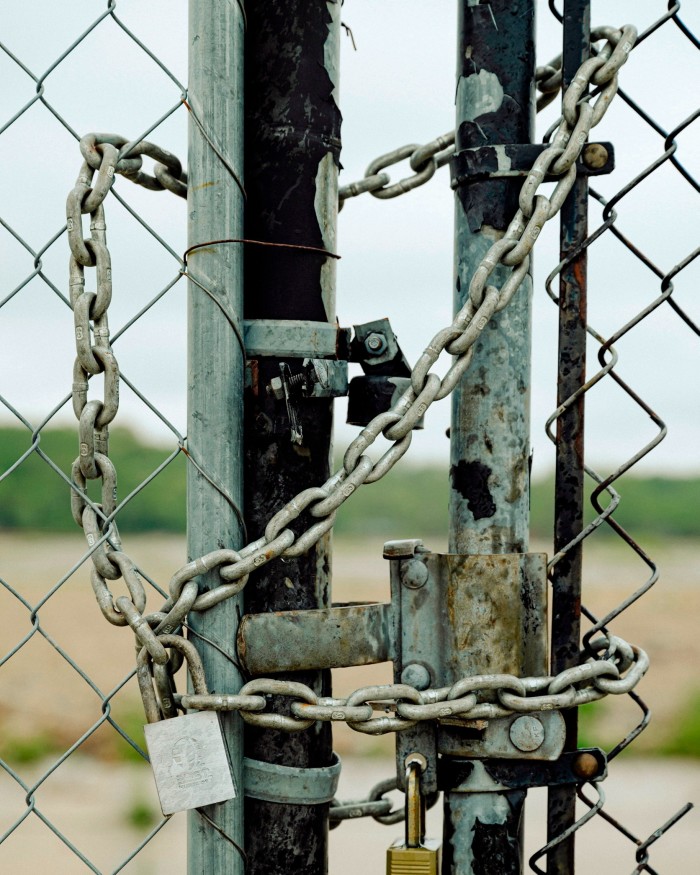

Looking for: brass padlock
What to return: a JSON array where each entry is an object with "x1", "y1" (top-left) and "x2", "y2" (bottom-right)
[{"x1": 387, "y1": 759, "x2": 441, "y2": 874}]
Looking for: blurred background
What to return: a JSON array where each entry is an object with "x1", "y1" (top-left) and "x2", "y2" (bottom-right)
[{"x1": 1, "y1": 1, "x2": 699, "y2": 872}]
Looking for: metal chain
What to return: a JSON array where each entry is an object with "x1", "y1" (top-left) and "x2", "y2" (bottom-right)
[
  {"x1": 165, "y1": 632, "x2": 647, "y2": 734},
  {"x1": 336, "y1": 38, "x2": 580, "y2": 206},
  {"x1": 67, "y1": 25, "x2": 643, "y2": 729},
  {"x1": 330, "y1": 776, "x2": 439, "y2": 828}
]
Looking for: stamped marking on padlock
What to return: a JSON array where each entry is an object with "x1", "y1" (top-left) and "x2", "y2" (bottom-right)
[{"x1": 144, "y1": 711, "x2": 236, "y2": 815}]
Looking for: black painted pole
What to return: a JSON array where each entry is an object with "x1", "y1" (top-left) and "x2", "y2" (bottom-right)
[
  {"x1": 547, "y1": 2, "x2": 590, "y2": 873},
  {"x1": 243, "y1": 3, "x2": 341, "y2": 873}
]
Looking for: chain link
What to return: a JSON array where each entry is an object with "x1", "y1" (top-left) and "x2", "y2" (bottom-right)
[
  {"x1": 335, "y1": 44, "x2": 587, "y2": 206},
  {"x1": 169, "y1": 633, "x2": 648, "y2": 734},
  {"x1": 330, "y1": 775, "x2": 439, "y2": 828},
  {"x1": 66, "y1": 25, "x2": 643, "y2": 730}
]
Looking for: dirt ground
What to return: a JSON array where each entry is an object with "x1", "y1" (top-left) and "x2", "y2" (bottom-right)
[{"x1": 1, "y1": 532, "x2": 699, "y2": 871}]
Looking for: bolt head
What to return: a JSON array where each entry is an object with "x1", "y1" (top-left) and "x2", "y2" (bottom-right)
[
  {"x1": 401, "y1": 663, "x2": 431, "y2": 691},
  {"x1": 509, "y1": 715, "x2": 545, "y2": 752},
  {"x1": 400, "y1": 559, "x2": 429, "y2": 589},
  {"x1": 582, "y1": 143, "x2": 609, "y2": 170},
  {"x1": 269, "y1": 377, "x2": 284, "y2": 400},
  {"x1": 310, "y1": 359, "x2": 330, "y2": 388},
  {"x1": 573, "y1": 751, "x2": 600, "y2": 780}
]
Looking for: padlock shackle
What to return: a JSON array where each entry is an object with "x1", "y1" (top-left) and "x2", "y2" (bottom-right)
[
  {"x1": 405, "y1": 761, "x2": 425, "y2": 848},
  {"x1": 137, "y1": 634, "x2": 210, "y2": 723}
]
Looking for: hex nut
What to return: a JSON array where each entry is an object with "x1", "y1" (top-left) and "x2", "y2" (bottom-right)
[
  {"x1": 269, "y1": 377, "x2": 285, "y2": 400},
  {"x1": 364, "y1": 332, "x2": 388, "y2": 355}
]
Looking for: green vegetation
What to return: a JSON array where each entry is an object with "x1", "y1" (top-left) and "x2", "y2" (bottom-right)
[
  {"x1": 0, "y1": 731, "x2": 62, "y2": 765},
  {"x1": 575, "y1": 700, "x2": 606, "y2": 751},
  {"x1": 1, "y1": 427, "x2": 699, "y2": 540},
  {"x1": 108, "y1": 705, "x2": 150, "y2": 764},
  {"x1": 659, "y1": 692, "x2": 700, "y2": 758},
  {"x1": 124, "y1": 796, "x2": 159, "y2": 830},
  {"x1": 0, "y1": 427, "x2": 186, "y2": 534}
]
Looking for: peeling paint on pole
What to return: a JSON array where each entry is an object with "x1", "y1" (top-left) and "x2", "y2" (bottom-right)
[
  {"x1": 446, "y1": 2, "x2": 535, "y2": 871},
  {"x1": 243, "y1": 2, "x2": 341, "y2": 872}
]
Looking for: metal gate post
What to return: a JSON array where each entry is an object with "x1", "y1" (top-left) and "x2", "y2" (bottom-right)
[
  {"x1": 446, "y1": 1, "x2": 535, "y2": 872},
  {"x1": 243, "y1": 3, "x2": 341, "y2": 874},
  {"x1": 186, "y1": 0, "x2": 246, "y2": 870},
  {"x1": 547, "y1": 2, "x2": 590, "y2": 872}
]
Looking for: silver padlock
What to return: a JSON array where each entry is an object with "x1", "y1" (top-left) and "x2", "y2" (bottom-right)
[
  {"x1": 145, "y1": 711, "x2": 236, "y2": 815},
  {"x1": 139, "y1": 636, "x2": 237, "y2": 815}
]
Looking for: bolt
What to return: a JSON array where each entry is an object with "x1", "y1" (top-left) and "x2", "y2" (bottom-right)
[
  {"x1": 400, "y1": 558, "x2": 429, "y2": 589},
  {"x1": 268, "y1": 376, "x2": 284, "y2": 401},
  {"x1": 582, "y1": 143, "x2": 609, "y2": 171},
  {"x1": 573, "y1": 751, "x2": 600, "y2": 780},
  {"x1": 364, "y1": 332, "x2": 387, "y2": 355},
  {"x1": 308, "y1": 359, "x2": 330, "y2": 389},
  {"x1": 401, "y1": 663, "x2": 431, "y2": 691},
  {"x1": 508, "y1": 715, "x2": 545, "y2": 752}
]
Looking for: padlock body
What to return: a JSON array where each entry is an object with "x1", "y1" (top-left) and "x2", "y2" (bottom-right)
[
  {"x1": 386, "y1": 838, "x2": 441, "y2": 875},
  {"x1": 144, "y1": 711, "x2": 236, "y2": 815}
]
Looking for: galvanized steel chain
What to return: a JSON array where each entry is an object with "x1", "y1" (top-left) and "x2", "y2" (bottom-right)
[
  {"x1": 66, "y1": 24, "x2": 644, "y2": 728},
  {"x1": 330, "y1": 776, "x2": 439, "y2": 828},
  {"x1": 335, "y1": 29, "x2": 629, "y2": 207},
  {"x1": 165, "y1": 632, "x2": 648, "y2": 734}
]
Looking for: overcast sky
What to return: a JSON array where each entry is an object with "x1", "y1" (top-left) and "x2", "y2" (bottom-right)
[{"x1": 1, "y1": 0, "x2": 698, "y2": 479}]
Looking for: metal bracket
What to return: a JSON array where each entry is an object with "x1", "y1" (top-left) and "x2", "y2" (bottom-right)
[
  {"x1": 243, "y1": 752, "x2": 342, "y2": 805},
  {"x1": 238, "y1": 602, "x2": 394, "y2": 673},
  {"x1": 450, "y1": 141, "x2": 615, "y2": 189},
  {"x1": 346, "y1": 319, "x2": 419, "y2": 427},
  {"x1": 349, "y1": 318, "x2": 411, "y2": 375},
  {"x1": 347, "y1": 375, "x2": 423, "y2": 428},
  {"x1": 237, "y1": 541, "x2": 560, "y2": 795},
  {"x1": 243, "y1": 319, "x2": 351, "y2": 360},
  {"x1": 438, "y1": 748, "x2": 607, "y2": 792}
]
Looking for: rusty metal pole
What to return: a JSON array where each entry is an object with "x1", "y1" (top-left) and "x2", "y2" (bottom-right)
[
  {"x1": 547, "y1": 2, "x2": 590, "y2": 872},
  {"x1": 446, "y1": 1, "x2": 535, "y2": 871},
  {"x1": 242, "y1": 2, "x2": 341, "y2": 873}
]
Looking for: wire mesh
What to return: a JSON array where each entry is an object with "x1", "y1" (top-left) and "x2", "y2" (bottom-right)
[
  {"x1": 1, "y1": 1, "x2": 191, "y2": 871},
  {"x1": 0, "y1": 1, "x2": 697, "y2": 873},
  {"x1": 531, "y1": 1, "x2": 699, "y2": 871}
]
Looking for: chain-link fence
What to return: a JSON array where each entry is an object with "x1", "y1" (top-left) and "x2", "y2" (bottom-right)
[{"x1": 1, "y1": 1, "x2": 698, "y2": 872}]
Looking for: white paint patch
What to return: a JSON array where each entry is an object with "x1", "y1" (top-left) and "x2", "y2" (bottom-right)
[
  {"x1": 324, "y1": 1, "x2": 341, "y2": 105},
  {"x1": 458, "y1": 69, "x2": 504, "y2": 121},
  {"x1": 493, "y1": 144, "x2": 513, "y2": 174},
  {"x1": 448, "y1": 769, "x2": 514, "y2": 874},
  {"x1": 314, "y1": 151, "x2": 338, "y2": 320}
]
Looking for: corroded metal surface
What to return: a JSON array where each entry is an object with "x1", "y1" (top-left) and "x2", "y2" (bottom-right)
[{"x1": 238, "y1": 603, "x2": 395, "y2": 674}]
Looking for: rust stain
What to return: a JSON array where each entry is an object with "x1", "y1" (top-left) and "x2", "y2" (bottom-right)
[
  {"x1": 192, "y1": 180, "x2": 218, "y2": 191},
  {"x1": 572, "y1": 257, "x2": 586, "y2": 292}
]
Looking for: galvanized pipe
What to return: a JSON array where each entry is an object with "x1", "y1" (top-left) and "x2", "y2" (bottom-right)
[
  {"x1": 242, "y1": 2, "x2": 341, "y2": 873},
  {"x1": 547, "y1": 2, "x2": 590, "y2": 872},
  {"x1": 186, "y1": 0, "x2": 246, "y2": 870},
  {"x1": 446, "y1": 1, "x2": 535, "y2": 871}
]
